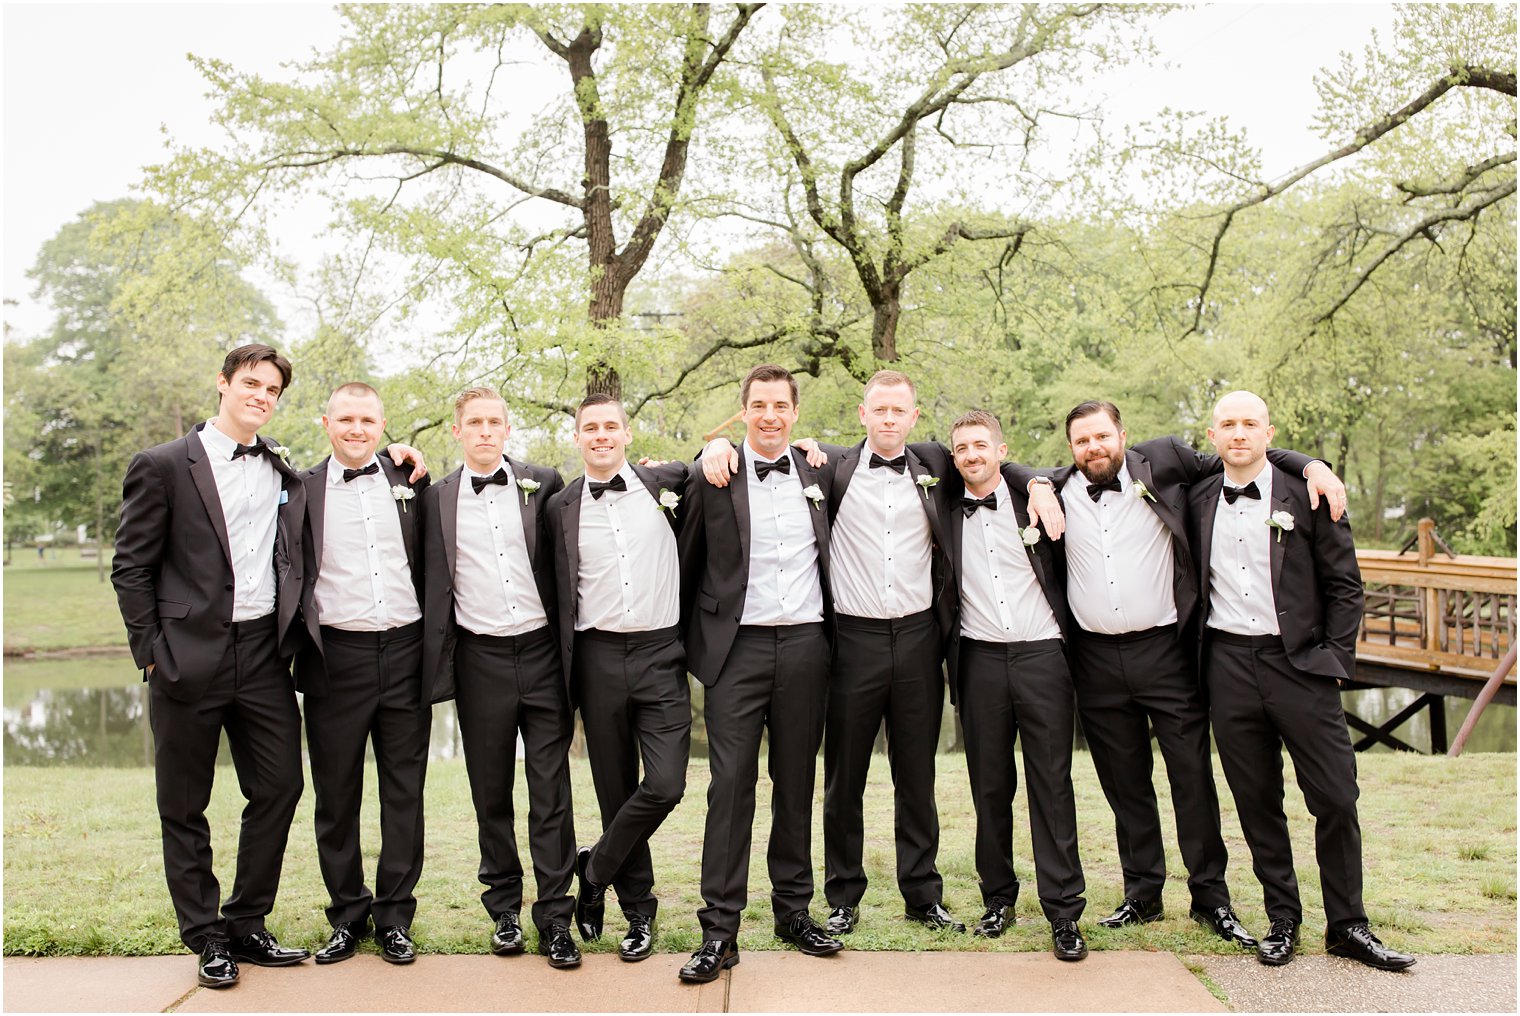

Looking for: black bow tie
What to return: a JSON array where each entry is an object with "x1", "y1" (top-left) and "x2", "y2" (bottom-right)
[
  {"x1": 589, "y1": 475, "x2": 627, "y2": 500},
  {"x1": 342, "y1": 462, "x2": 379, "y2": 483},
  {"x1": 471, "y1": 468, "x2": 511, "y2": 495},
  {"x1": 869, "y1": 452, "x2": 907, "y2": 474},
  {"x1": 1087, "y1": 479, "x2": 1122, "y2": 502},
  {"x1": 960, "y1": 493, "x2": 998, "y2": 517},
  {"x1": 1224, "y1": 481, "x2": 1261, "y2": 505},
  {"x1": 231, "y1": 442, "x2": 264, "y2": 460},
  {"x1": 754, "y1": 456, "x2": 791, "y2": 481}
]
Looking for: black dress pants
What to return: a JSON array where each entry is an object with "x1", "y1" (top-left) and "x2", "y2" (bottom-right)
[
  {"x1": 304, "y1": 621, "x2": 430, "y2": 930},
  {"x1": 958, "y1": 637, "x2": 1086, "y2": 921},
  {"x1": 1205, "y1": 632, "x2": 1366, "y2": 930},
  {"x1": 1070, "y1": 625, "x2": 1231, "y2": 909},
  {"x1": 697, "y1": 623, "x2": 829, "y2": 941},
  {"x1": 823, "y1": 610, "x2": 945, "y2": 910},
  {"x1": 573, "y1": 626, "x2": 690, "y2": 919},
  {"x1": 453, "y1": 626, "x2": 576, "y2": 931},
  {"x1": 149, "y1": 613, "x2": 304, "y2": 951}
]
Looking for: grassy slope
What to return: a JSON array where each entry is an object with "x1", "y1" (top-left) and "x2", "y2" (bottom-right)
[{"x1": 3, "y1": 552, "x2": 127, "y2": 654}]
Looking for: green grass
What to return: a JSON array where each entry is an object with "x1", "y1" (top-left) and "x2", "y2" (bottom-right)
[
  {"x1": 4, "y1": 750, "x2": 1514, "y2": 957},
  {"x1": 3, "y1": 549, "x2": 127, "y2": 654}
]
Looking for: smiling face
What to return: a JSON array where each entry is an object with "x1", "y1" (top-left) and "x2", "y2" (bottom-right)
[
  {"x1": 322, "y1": 389, "x2": 386, "y2": 469},
  {"x1": 1207, "y1": 390, "x2": 1275, "y2": 480},
  {"x1": 742, "y1": 378, "x2": 799, "y2": 459},
  {"x1": 574, "y1": 402, "x2": 632, "y2": 479},
  {"x1": 1067, "y1": 409, "x2": 1127, "y2": 486},
  {"x1": 859, "y1": 381, "x2": 919, "y2": 458},
  {"x1": 215, "y1": 361, "x2": 285, "y2": 444},
  {"x1": 452, "y1": 395, "x2": 511, "y2": 474},
  {"x1": 951, "y1": 423, "x2": 1007, "y2": 496}
]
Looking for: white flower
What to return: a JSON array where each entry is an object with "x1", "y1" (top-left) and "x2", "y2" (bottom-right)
[
  {"x1": 269, "y1": 444, "x2": 291, "y2": 462},
  {"x1": 802, "y1": 483, "x2": 824, "y2": 509},
  {"x1": 917, "y1": 474, "x2": 939, "y2": 500},
  {"x1": 1132, "y1": 480, "x2": 1155, "y2": 502},
  {"x1": 392, "y1": 484, "x2": 415, "y2": 512},
  {"x1": 1020, "y1": 525, "x2": 1041, "y2": 546},
  {"x1": 517, "y1": 477, "x2": 541, "y2": 505},
  {"x1": 658, "y1": 488, "x2": 680, "y2": 516},
  {"x1": 1266, "y1": 510, "x2": 1295, "y2": 542}
]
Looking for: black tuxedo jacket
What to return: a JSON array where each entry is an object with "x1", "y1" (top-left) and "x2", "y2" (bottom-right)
[
  {"x1": 545, "y1": 461, "x2": 688, "y2": 699},
  {"x1": 678, "y1": 445, "x2": 834, "y2": 687},
  {"x1": 112, "y1": 423, "x2": 306, "y2": 702},
  {"x1": 420, "y1": 458, "x2": 564, "y2": 704},
  {"x1": 1188, "y1": 463, "x2": 1363, "y2": 681},
  {"x1": 294, "y1": 452, "x2": 431, "y2": 702},
  {"x1": 1007, "y1": 436, "x2": 1315, "y2": 638},
  {"x1": 940, "y1": 464, "x2": 1072, "y2": 703}
]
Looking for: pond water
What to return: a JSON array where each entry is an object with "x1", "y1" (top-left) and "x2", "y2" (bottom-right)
[{"x1": 5, "y1": 655, "x2": 1513, "y2": 766}]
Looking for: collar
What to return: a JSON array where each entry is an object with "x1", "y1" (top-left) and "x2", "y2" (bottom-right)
[
  {"x1": 744, "y1": 441, "x2": 788, "y2": 465},
  {"x1": 464, "y1": 457, "x2": 512, "y2": 482},
  {"x1": 1225, "y1": 460, "x2": 1271, "y2": 494},
  {"x1": 201, "y1": 419, "x2": 245, "y2": 462},
  {"x1": 326, "y1": 454, "x2": 381, "y2": 487},
  {"x1": 1070, "y1": 459, "x2": 1130, "y2": 491}
]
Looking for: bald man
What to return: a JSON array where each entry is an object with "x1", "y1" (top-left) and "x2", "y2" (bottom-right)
[{"x1": 1188, "y1": 391, "x2": 1413, "y2": 972}]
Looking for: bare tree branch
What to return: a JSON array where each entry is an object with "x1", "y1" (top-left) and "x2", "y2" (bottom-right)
[{"x1": 1397, "y1": 151, "x2": 1516, "y2": 199}]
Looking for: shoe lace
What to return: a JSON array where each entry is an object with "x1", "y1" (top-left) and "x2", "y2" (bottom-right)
[
  {"x1": 1052, "y1": 918, "x2": 1077, "y2": 935},
  {"x1": 1268, "y1": 918, "x2": 1297, "y2": 938}
]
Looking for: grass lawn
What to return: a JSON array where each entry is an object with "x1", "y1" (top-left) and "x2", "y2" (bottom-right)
[
  {"x1": 4, "y1": 749, "x2": 1514, "y2": 958},
  {"x1": 3, "y1": 549, "x2": 126, "y2": 654}
]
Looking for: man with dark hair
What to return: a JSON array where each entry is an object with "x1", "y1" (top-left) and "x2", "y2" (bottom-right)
[
  {"x1": 296, "y1": 382, "x2": 431, "y2": 967},
  {"x1": 677, "y1": 364, "x2": 842, "y2": 983},
  {"x1": 419, "y1": 386, "x2": 579, "y2": 969},
  {"x1": 545, "y1": 393, "x2": 689, "y2": 962},
  {"x1": 1008, "y1": 400, "x2": 1346, "y2": 948},
  {"x1": 112, "y1": 344, "x2": 311, "y2": 989}
]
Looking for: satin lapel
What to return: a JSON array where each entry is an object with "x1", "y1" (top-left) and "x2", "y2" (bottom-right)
[
  {"x1": 440, "y1": 470, "x2": 462, "y2": 580},
  {"x1": 793, "y1": 449, "x2": 830, "y2": 569},
  {"x1": 305, "y1": 460, "x2": 329, "y2": 570},
  {"x1": 1195, "y1": 474, "x2": 1224, "y2": 588},
  {"x1": 1127, "y1": 450, "x2": 1186, "y2": 545},
  {"x1": 906, "y1": 445, "x2": 944, "y2": 546},
  {"x1": 378, "y1": 457, "x2": 417, "y2": 568},
  {"x1": 1011, "y1": 492, "x2": 1057, "y2": 605},
  {"x1": 1269, "y1": 464, "x2": 1291, "y2": 593},
  {"x1": 561, "y1": 478, "x2": 584, "y2": 602},
  {"x1": 508, "y1": 457, "x2": 539, "y2": 564},
  {"x1": 732, "y1": 446, "x2": 752, "y2": 570},
  {"x1": 828, "y1": 442, "x2": 864, "y2": 516},
  {"x1": 186, "y1": 428, "x2": 233, "y2": 570},
  {"x1": 632, "y1": 463, "x2": 678, "y2": 534}
]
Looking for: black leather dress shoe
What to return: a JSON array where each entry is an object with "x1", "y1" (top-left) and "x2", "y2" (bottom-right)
[
  {"x1": 1257, "y1": 918, "x2": 1299, "y2": 966},
  {"x1": 1325, "y1": 923, "x2": 1416, "y2": 971},
  {"x1": 377, "y1": 925, "x2": 416, "y2": 965},
  {"x1": 228, "y1": 931, "x2": 310, "y2": 966},
  {"x1": 491, "y1": 912, "x2": 525, "y2": 956},
  {"x1": 1051, "y1": 919, "x2": 1089, "y2": 961},
  {"x1": 314, "y1": 921, "x2": 370, "y2": 964},
  {"x1": 825, "y1": 906, "x2": 859, "y2": 936},
  {"x1": 1096, "y1": 897, "x2": 1163, "y2": 928},
  {"x1": 1190, "y1": 905, "x2": 1258, "y2": 950},
  {"x1": 905, "y1": 901, "x2": 967, "y2": 933},
  {"x1": 774, "y1": 912, "x2": 844, "y2": 956},
  {"x1": 537, "y1": 923, "x2": 582, "y2": 969},
  {"x1": 619, "y1": 914, "x2": 655, "y2": 962},
  {"x1": 679, "y1": 939, "x2": 739, "y2": 983},
  {"x1": 197, "y1": 941, "x2": 240, "y2": 989},
  {"x1": 575, "y1": 847, "x2": 607, "y2": 941},
  {"x1": 972, "y1": 899, "x2": 1015, "y2": 939}
]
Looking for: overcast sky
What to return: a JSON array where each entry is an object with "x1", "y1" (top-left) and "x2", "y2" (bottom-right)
[{"x1": 2, "y1": 3, "x2": 1397, "y2": 341}]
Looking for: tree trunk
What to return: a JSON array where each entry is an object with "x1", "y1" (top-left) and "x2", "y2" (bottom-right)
[
  {"x1": 94, "y1": 435, "x2": 106, "y2": 584},
  {"x1": 1372, "y1": 431, "x2": 1387, "y2": 542},
  {"x1": 871, "y1": 282, "x2": 902, "y2": 361}
]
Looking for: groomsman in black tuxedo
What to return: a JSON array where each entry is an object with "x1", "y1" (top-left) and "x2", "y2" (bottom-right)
[
  {"x1": 676, "y1": 364, "x2": 841, "y2": 983},
  {"x1": 1006, "y1": 401, "x2": 1344, "y2": 949},
  {"x1": 1191, "y1": 390, "x2": 1413, "y2": 971},
  {"x1": 296, "y1": 382, "x2": 430, "y2": 966},
  {"x1": 944, "y1": 411, "x2": 1090, "y2": 961},
  {"x1": 419, "y1": 386, "x2": 581, "y2": 969},
  {"x1": 545, "y1": 393, "x2": 690, "y2": 962},
  {"x1": 112, "y1": 344, "x2": 311, "y2": 988}
]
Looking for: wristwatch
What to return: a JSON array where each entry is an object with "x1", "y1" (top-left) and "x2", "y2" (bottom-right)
[{"x1": 1028, "y1": 476, "x2": 1053, "y2": 490}]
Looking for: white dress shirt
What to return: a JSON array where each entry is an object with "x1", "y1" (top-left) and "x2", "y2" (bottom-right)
[
  {"x1": 958, "y1": 478, "x2": 1063, "y2": 644},
  {"x1": 1064, "y1": 462, "x2": 1179, "y2": 634},
  {"x1": 830, "y1": 446, "x2": 933, "y2": 619},
  {"x1": 313, "y1": 456, "x2": 421, "y2": 631},
  {"x1": 200, "y1": 419, "x2": 279, "y2": 621},
  {"x1": 1206, "y1": 463, "x2": 1280, "y2": 636},
  {"x1": 453, "y1": 459, "x2": 549, "y2": 636},
  {"x1": 741, "y1": 446, "x2": 825, "y2": 626},
  {"x1": 576, "y1": 464, "x2": 680, "y2": 632}
]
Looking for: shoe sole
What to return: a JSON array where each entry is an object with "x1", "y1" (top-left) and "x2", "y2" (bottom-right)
[
  {"x1": 313, "y1": 951, "x2": 355, "y2": 965},
  {"x1": 906, "y1": 916, "x2": 967, "y2": 933},
  {"x1": 198, "y1": 975, "x2": 239, "y2": 989},
  {"x1": 1053, "y1": 947, "x2": 1089, "y2": 962},
  {"x1": 1325, "y1": 946, "x2": 1415, "y2": 971},
  {"x1": 1258, "y1": 953, "x2": 1295, "y2": 966},
  {"x1": 381, "y1": 951, "x2": 416, "y2": 965},
  {"x1": 619, "y1": 948, "x2": 653, "y2": 962},
  {"x1": 780, "y1": 940, "x2": 844, "y2": 957},
  {"x1": 1189, "y1": 913, "x2": 1257, "y2": 951},
  {"x1": 227, "y1": 953, "x2": 309, "y2": 968},
  {"x1": 544, "y1": 956, "x2": 582, "y2": 969},
  {"x1": 679, "y1": 953, "x2": 739, "y2": 983},
  {"x1": 491, "y1": 939, "x2": 526, "y2": 956}
]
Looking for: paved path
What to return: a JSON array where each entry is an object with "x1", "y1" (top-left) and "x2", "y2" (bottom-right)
[{"x1": 4, "y1": 952, "x2": 1513, "y2": 1012}]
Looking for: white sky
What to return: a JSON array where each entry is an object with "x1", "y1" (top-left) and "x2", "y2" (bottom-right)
[{"x1": 2, "y1": 2, "x2": 1397, "y2": 342}]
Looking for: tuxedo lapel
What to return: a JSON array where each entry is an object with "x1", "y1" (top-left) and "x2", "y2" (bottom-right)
[
  {"x1": 378, "y1": 456, "x2": 418, "y2": 568},
  {"x1": 828, "y1": 442, "x2": 864, "y2": 516},
  {"x1": 1194, "y1": 474, "x2": 1224, "y2": 592},
  {"x1": 560, "y1": 478, "x2": 584, "y2": 613},
  {"x1": 305, "y1": 460, "x2": 328, "y2": 570},
  {"x1": 632, "y1": 463, "x2": 678, "y2": 534},
  {"x1": 508, "y1": 457, "x2": 539, "y2": 563},
  {"x1": 793, "y1": 448, "x2": 830, "y2": 572},
  {"x1": 186, "y1": 428, "x2": 234, "y2": 570},
  {"x1": 906, "y1": 445, "x2": 945, "y2": 546},
  {"x1": 732, "y1": 446, "x2": 752, "y2": 570},
  {"x1": 440, "y1": 470, "x2": 462, "y2": 579},
  {"x1": 1268, "y1": 464, "x2": 1292, "y2": 593},
  {"x1": 1127, "y1": 449, "x2": 1188, "y2": 543}
]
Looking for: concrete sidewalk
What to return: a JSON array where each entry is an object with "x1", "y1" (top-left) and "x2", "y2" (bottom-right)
[{"x1": 4, "y1": 952, "x2": 1514, "y2": 1013}]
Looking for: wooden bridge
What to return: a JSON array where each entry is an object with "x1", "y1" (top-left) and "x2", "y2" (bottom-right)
[{"x1": 1351, "y1": 519, "x2": 1516, "y2": 754}]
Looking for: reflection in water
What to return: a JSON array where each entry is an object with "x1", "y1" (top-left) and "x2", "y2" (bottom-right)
[{"x1": 4, "y1": 667, "x2": 1514, "y2": 766}]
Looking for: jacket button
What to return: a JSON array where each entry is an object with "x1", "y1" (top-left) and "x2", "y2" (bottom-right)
[
  {"x1": 225, "y1": 583, "x2": 234, "y2": 592},
  {"x1": 222, "y1": 621, "x2": 231, "y2": 628}
]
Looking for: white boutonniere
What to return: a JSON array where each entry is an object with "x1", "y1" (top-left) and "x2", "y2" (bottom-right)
[
  {"x1": 1019, "y1": 525, "x2": 1041, "y2": 546},
  {"x1": 391, "y1": 484, "x2": 415, "y2": 513},
  {"x1": 1266, "y1": 510, "x2": 1295, "y2": 542},
  {"x1": 917, "y1": 474, "x2": 939, "y2": 500},
  {"x1": 802, "y1": 484, "x2": 824, "y2": 509},
  {"x1": 269, "y1": 444, "x2": 291, "y2": 463},
  {"x1": 1132, "y1": 480, "x2": 1156, "y2": 502},
  {"x1": 517, "y1": 477, "x2": 541, "y2": 505},
  {"x1": 657, "y1": 488, "x2": 680, "y2": 517}
]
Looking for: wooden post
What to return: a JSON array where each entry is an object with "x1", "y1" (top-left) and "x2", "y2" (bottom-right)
[
  {"x1": 1418, "y1": 518, "x2": 1442, "y2": 653},
  {"x1": 1449, "y1": 645, "x2": 1519, "y2": 757}
]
